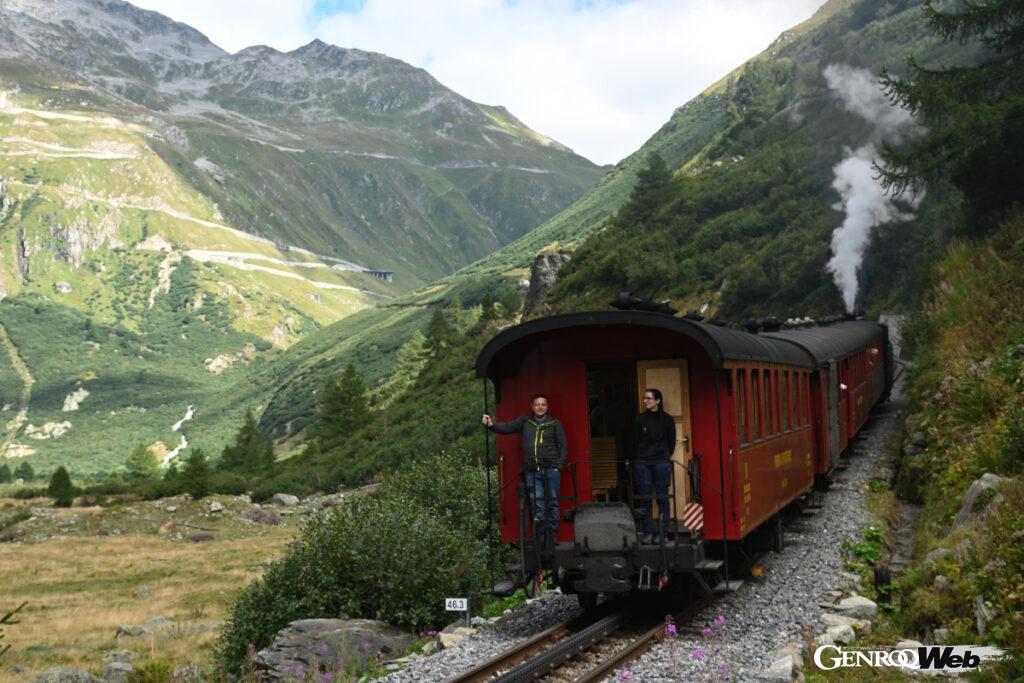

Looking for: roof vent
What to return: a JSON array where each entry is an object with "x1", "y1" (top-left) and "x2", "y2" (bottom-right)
[
  {"x1": 761, "y1": 316, "x2": 782, "y2": 332},
  {"x1": 743, "y1": 319, "x2": 760, "y2": 334},
  {"x1": 610, "y1": 292, "x2": 677, "y2": 315},
  {"x1": 683, "y1": 310, "x2": 705, "y2": 322}
]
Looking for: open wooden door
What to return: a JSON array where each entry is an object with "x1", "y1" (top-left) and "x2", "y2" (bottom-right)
[{"x1": 636, "y1": 359, "x2": 692, "y2": 520}]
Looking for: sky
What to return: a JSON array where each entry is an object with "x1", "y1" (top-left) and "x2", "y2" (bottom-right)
[{"x1": 131, "y1": 0, "x2": 826, "y2": 165}]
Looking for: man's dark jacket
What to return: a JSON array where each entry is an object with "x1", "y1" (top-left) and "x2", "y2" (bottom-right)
[{"x1": 489, "y1": 414, "x2": 568, "y2": 472}]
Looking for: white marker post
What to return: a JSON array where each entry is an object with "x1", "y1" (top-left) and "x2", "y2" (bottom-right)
[{"x1": 445, "y1": 597, "x2": 469, "y2": 627}]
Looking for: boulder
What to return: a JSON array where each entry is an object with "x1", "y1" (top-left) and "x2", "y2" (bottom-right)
[
  {"x1": 522, "y1": 248, "x2": 571, "y2": 320},
  {"x1": 831, "y1": 596, "x2": 878, "y2": 619},
  {"x1": 272, "y1": 493, "x2": 300, "y2": 507},
  {"x1": 114, "y1": 624, "x2": 147, "y2": 638},
  {"x1": 815, "y1": 623, "x2": 855, "y2": 647},
  {"x1": 954, "y1": 473, "x2": 1006, "y2": 528},
  {"x1": 974, "y1": 595, "x2": 997, "y2": 636},
  {"x1": 756, "y1": 655, "x2": 799, "y2": 682},
  {"x1": 102, "y1": 662, "x2": 133, "y2": 683},
  {"x1": 29, "y1": 669, "x2": 102, "y2": 683},
  {"x1": 207, "y1": 500, "x2": 224, "y2": 513},
  {"x1": 896, "y1": 639, "x2": 923, "y2": 650},
  {"x1": 820, "y1": 612, "x2": 871, "y2": 633},
  {"x1": 242, "y1": 509, "x2": 282, "y2": 526},
  {"x1": 254, "y1": 618, "x2": 414, "y2": 678}
]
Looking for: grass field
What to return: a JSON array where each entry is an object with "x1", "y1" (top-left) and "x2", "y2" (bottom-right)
[{"x1": 0, "y1": 494, "x2": 300, "y2": 680}]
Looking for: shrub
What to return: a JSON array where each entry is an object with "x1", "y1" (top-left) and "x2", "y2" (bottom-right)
[
  {"x1": 127, "y1": 660, "x2": 174, "y2": 683},
  {"x1": 218, "y1": 451, "x2": 491, "y2": 672}
]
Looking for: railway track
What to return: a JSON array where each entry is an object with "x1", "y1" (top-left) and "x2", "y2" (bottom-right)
[{"x1": 446, "y1": 596, "x2": 712, "y2": 683}]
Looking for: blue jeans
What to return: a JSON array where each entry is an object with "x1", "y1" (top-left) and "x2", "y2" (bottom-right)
[
  {"x1": 635, "y1": 461, "x2": 672, "y2": 535},
  {"x1": 526, "y1": 469, "x2": 561, "y2": 541}
]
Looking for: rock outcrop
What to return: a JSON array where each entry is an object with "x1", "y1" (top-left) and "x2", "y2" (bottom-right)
[
  {"x1": 254, "y1": 618, "x2": 414, "y2": 678},
  {"x1": 522, "y1": 247, "x2": 570, "y2": 320}
]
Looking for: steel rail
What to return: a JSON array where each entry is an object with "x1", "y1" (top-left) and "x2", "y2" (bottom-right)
[
  {"x1": 492, "y1": 612, "x2": 628, "y2": 683},
  {"x1": 444, "y1": 614, "x2": 588, "y2": 683},
  {"x1": 573, "y1": 596, "x2": 713, "y2": 683}
]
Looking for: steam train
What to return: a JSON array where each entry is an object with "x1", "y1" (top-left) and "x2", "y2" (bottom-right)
[{"x1": 474, "y1": 301, "x2": 892, "y2": 606}]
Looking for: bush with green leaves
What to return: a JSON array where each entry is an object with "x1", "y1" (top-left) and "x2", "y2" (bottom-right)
[
  {"x1": 218, "y1": 450, "x2": 492, "y2": 671},
  {"x1": 0, "y1": 464, "x2": 11, "y2": 483}
]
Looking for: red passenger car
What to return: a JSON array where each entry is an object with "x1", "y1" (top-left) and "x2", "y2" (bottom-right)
[{"x1": 475, "y1": 308, "x2": 890, "y2": 604}]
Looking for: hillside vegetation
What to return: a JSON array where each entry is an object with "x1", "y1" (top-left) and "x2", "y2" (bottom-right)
[
  {"x1": 254, "y1": 0, "x2": 973, "y2": 447},
  {"x1": 0, "y1": 0, "x2": 602, "y2": 473}
]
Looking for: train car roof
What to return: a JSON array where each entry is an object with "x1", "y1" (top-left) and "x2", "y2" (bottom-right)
[
  {"x1": 761, "y1": 320, "x2": 887, "y2": 366},
  {"x1": 475, "y1": 310, "x2": 815, "y2": 378}
]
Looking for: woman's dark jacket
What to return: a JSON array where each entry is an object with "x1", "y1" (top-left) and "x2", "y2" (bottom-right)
[
  {"x1": 489, "y1": 414, "x2": 568, "y2": 472},
  {"x1": 635, "y1": 410, "x2": 676, "y2": 461}
]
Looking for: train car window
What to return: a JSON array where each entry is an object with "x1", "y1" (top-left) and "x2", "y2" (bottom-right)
[
  {"x1": 751, "y1": 370, "x2": 761, "y2": 440},
  {"x1": 736, "y1": 369, "x2": 748, "y2": 445},
  {"x1": 765, "y1": 369, "x2": 774, "y2": 436},
  {"x1": 795, "y1": 373, "x2": 803, "y2": 426},
  {"x1": 802, "y1": 373, "x2": 809, "y2": 426},
  {"x1": 781, "y1": 372, "x2": 790, "y2": 432},
  {"x1": 770, "y1": 370, "x2": 778, "y2": 436}
]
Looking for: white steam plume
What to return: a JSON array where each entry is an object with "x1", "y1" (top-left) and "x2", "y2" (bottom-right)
[{"x1": 822, "y1": 64, "x2": 923, "y2": 312}]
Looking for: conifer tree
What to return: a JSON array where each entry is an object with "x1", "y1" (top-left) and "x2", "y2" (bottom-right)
[
  {"x1": 124, "y1": 443, "x2": 159, "y2": 480},
  {"x1": 163, "y1": 460, "x2": 179, "y2": 482},
  {"x1": 312, "y1": 363, "x2": 370, "y2": 451},
  {"x1": 500, "y1": 289, "x2": 521, "y2": 318},
  {"x1": 47, "y1": 466, "x2": 74, "y2": 507},
  {"x1": 618, "y1": 153, "x2": 673, "y2": 229},
  {"x1": 220, "y1": 410, "x2": 275, "y2": 472},
  {"x1": 0, "y1": 463, "x2": 10, "y2": 483},
  {"x1": 375, "y1": 331, "x2": 428, "y2": 408},
  {"x1": 181, "y1": 448, "x2": 210, "y2": 499},
  {"x1": 13, "y1": 462, "x2": 33, "y2": 482},
  {"x1": 881, "y1": 0, "x2": 1024, "y2": 228},
  {"x1": 424, "y1": 309, "x2": 454, "y2": 355},
  {"x1": 481, "y1": 293, "x2": 496, "y2": 321}
]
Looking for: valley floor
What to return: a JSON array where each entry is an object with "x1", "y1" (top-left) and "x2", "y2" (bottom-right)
[{"x1": 0, "y1": 494, "x2": 303, "y2": 680}]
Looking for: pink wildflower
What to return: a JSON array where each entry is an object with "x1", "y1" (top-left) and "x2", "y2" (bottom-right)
[
  {"x1": 702, "y1": 627, "x2": 713, "y2": 637},
  {"x1": 666, "y1": 622, "x2": 677, "y2": 636},
  {"x1": 692, "y1": 647, "x2": 706, "y2": 660},
  {"x1": 617, "y1": 670, "x2": 633, "y2": 680},
  {"x1": 714, "y1": 614, "x2": 726, "y2": 626}
]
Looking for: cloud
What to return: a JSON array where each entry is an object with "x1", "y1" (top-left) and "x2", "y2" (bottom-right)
[{"x1": 130, "y1": 0, "x2": 825, "y2": 164}]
